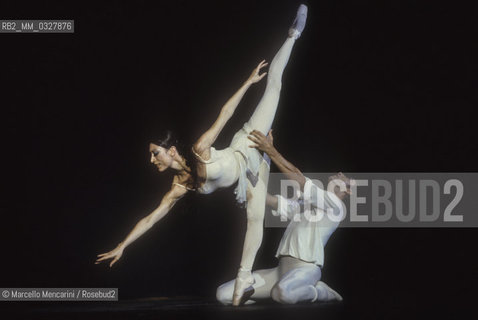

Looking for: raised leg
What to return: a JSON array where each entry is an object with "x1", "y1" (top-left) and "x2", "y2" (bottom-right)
[
  {"x1": 246, "y1": 4, "x2": 307, "y2": 135},
  {"x1": 245, "y1": 36, "x2": 296, "y2": 135}
]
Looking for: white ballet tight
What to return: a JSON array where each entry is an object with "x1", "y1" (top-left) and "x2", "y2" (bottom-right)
[
  {"x1": 217, "y1": 256, "x2": 341, "y2": 305},
  {"x1": 238, "y1": 35, "x2": 297, "y2": 274},
  {"x1": 246, "y1": 36, "x2": 296, "y2": 135}
]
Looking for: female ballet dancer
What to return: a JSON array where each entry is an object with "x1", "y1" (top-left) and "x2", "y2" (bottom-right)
[{"x1": 96, "y1": 4, "x2": 308, "y2": 306}]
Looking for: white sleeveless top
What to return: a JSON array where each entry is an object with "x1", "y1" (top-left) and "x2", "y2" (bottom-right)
[
  {"x1": 193, "y1": 147, "x2": 240, "y2": 194},
  {"x1": 272, "y1": 178, "x2": 344, "y2": 267},
  {"x1": 192, "y1": 123, "x2": 265, "y2": 205}
]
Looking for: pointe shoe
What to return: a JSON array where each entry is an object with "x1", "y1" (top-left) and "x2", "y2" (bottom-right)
[
  {"x1": 288, "y1": 4, "x2": 308, "y2": 39},
  {"x1": 232, "y1": 270, "x2": 255, "y2": 306}
]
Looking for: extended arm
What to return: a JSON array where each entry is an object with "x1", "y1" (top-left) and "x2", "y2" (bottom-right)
[
  {"x1": 193, "y1": 60, "x2": 268, "y2": 159},
  {"x1": 266, "y1": 192, "x2": 279, "y2": 210},
  {"x1": 248, "y1": 130, "x2": 306, "y2": 190},
  {"x1": 95, "y1": 185, "x2": 187, "y2": 267}
]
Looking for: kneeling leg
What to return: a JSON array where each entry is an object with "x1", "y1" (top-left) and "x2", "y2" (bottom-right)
[{"x1": 271, "y1": 265, "x2": 321, "y2": 304}]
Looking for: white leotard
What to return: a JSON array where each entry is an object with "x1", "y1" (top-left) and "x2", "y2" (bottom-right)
[{"x1": 193, "y1": 147, "x2": 241, "y2": 194}]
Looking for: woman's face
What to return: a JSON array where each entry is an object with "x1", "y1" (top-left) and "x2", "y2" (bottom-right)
[{"x1": 149, "y1": 143, "x2": 174, "y2": 172}]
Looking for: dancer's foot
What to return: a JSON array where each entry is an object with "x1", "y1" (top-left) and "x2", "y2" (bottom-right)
[
  {"x1": 288, "y1": 4, "x2": 308, "y2": 39},
  {"x1": 315, "y1": 281, "x2": 343, "y2": 302},
  {"x1": 232, "y1": 268, "x2": 255, "y2": 306}
]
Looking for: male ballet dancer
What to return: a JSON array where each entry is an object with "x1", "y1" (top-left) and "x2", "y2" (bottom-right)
[{"x1": 216, "y1": 130, "x2": 350, "y2": 304}]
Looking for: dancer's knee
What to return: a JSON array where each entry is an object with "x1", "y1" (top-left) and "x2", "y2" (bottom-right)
[
  {"x1": 271, "y1": 283, "x2": 298, "y2": 304},
  {"x1": 246, "y1": 207, "x2": 265, "y2": 223},
  {"x1": 266, "y1": 77, "x2": 282, "y2": 92},
  {"x1": 216, "y1": 283, "x2": 233, "y2": 305},
  {"x1": 245, "y1": 194, "x2": 266, "y2": 222}
]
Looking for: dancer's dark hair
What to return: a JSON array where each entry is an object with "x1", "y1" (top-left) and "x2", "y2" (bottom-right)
[
  {"x1": 152, "y1": 130, "x2": 198, "y2": 190},
  {"x1": 153, "y1": 130, "x2": 178, "y2": 150}
]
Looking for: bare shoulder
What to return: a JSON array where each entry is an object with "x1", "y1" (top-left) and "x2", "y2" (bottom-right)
[
  {"x1": 167, "y1": 183, "x2": 188, "y2": 201},
  {"x1": 192, "y1": 139, "x2": 211, "y2": 161},
  {"x1": 170, "y1": 174, "x2": 194, "y2": 196}
]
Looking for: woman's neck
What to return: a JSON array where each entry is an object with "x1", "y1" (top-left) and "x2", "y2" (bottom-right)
[{"x1": 172, "y1": 155, "x2": 191, "y2": 174}]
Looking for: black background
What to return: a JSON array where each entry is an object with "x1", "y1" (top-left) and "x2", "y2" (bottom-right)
[{"x1": 0, "y1": 0, "x2": 477, "y2": 318}]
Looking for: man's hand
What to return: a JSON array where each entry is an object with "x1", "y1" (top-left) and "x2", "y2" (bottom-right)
[
  {"x1": 249, "y1": 129, "x2": 305, "y2": 188},
  {"x1": 248, "y1": 129, "x2": 275, "y2": 155}
]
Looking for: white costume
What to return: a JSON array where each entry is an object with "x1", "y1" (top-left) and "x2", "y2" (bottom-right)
[
  {"x1": 216, "y1": 178, "x2": 344, "y2": 304},
  {"x1": 275, "y1": 178, "x2": 344, "y2": 266},
  {"x1": 194, "y1": 5, "x2": 308, "y2": 304},
  {"x1": 192, "y1": 17, "x2": 301, "y2": 300},
  {"x1": 192, "y1": 33, "x2": 297, "y2": 204}
]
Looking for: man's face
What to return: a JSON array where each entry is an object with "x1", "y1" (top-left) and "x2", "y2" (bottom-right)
[{"x1": 328, "y1": 172, "x2": 351, "y2": 195}]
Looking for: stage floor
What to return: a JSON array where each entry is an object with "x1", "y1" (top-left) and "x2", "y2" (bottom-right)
[
  {"x1": 2, "y1": 294, "x2": 473, "y2": 320},
  {"x1": 2, "y1": 296, "x2": 345, "y2": 320}
]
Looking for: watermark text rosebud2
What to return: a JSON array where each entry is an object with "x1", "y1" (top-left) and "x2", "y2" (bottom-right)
[
  {"x1": 265, "y1": 173, "x2": 477, "y2": 228},
  {"x1": 0, "y1": 288, "x2": 117, "y2": 301}
]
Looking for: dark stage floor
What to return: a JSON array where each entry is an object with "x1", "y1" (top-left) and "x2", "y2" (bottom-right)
[
  {"x1": 2, "y1": 293, "x2": 474, "y2": 320},
  {"x1": 3, "y1": 297, "x2": 342, "y2": 320}
]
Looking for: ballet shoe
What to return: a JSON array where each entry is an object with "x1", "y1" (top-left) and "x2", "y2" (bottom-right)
[
  {"x1": 315, "y1": 281, "x2": 343, "y2": 302},
  {"x1": 232, "y1": 271, "x2": 255, "y2": 306},
  {"x1": 288, "y1": 4, "x2": 308, "y2": 39}
]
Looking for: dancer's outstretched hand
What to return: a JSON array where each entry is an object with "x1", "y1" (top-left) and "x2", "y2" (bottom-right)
[
  {"x1": 95, "y1": 244, "x2": 124, "y2": 267},
  {"x1": 247, "y1": 60, "x2": 268, "y2": 84},
  {"x1": 248, "y1": 129, "x2": 275, "y2": 154}
]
